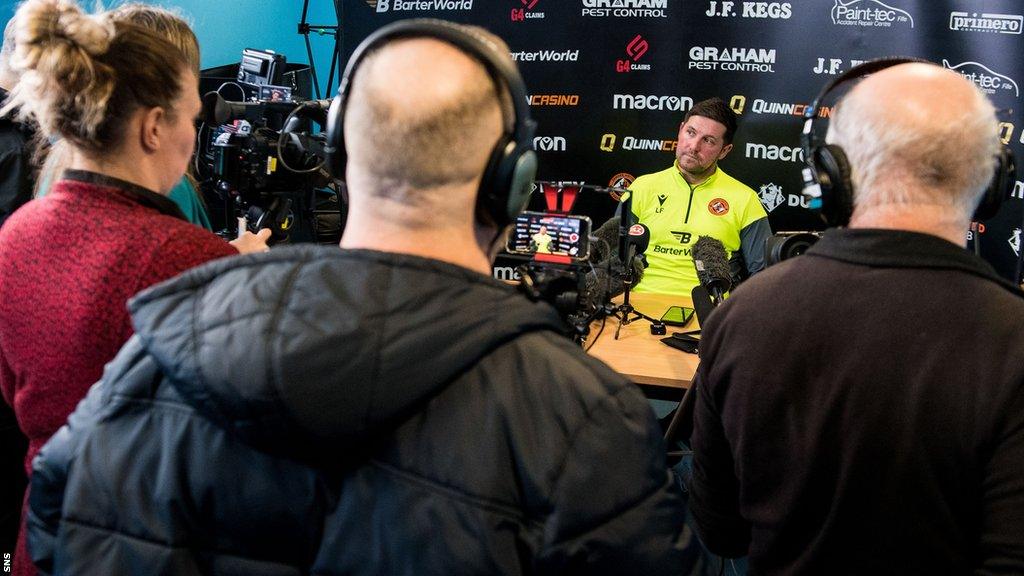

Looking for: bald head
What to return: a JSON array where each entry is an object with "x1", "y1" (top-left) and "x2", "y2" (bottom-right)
[
  {"x1": 827, "y1": 62, "x2": 1000, "y2": 220},
  {"x1": 344, "y1": 34, "x2": 506, "y2": 227}
]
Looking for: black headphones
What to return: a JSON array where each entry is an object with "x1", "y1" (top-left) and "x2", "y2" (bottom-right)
[
  {"x1": 325, "y1": 19, "x2": 538, "y2": 228},
  {"x1": 801, "y1": 57, "x2": 1017, "y2": 227}
]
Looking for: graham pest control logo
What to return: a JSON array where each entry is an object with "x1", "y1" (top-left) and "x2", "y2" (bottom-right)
[
  {"x1": 758, "y1": 183, "x2": 786, "y2": 212},
  {"x1": 511, "y1": 0, "x2": 545, "y2": 22},
  {"x1": 616, "y1": 34, "x2": 651, "y2": 73},
  {"x1": 831, "y1": 0, "x2": 913, "y2": 28}
]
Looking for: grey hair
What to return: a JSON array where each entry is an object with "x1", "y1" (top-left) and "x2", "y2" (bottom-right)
[{"x1": 826, "y1": 77, "x2": 1000, "y2": 219}]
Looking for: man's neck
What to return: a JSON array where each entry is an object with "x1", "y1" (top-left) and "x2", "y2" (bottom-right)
[
  {"x1": 341, "y1": 214, "x2": 493, "y2": 276},
  {"x1": 848, "y1": 203, "x2": 970, "y2": 246},
  {"x1": 677, "y1": 161, "x2": 716, "y2": 187}
]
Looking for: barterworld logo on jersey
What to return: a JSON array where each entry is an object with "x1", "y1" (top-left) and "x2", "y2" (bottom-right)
[
  {"x1": 616, "y1": 35, "x2": 652, "y2": 73},
  {"x1": 705, "y1": 1, "x2": 792, "y2": 19},
  {"x1": 757, "y1": 182, "x2": 812, "y2": 212},
  {"x1": 942, "y1": 60, "x2": 1019, "y2": 98},
  {"x1": 511, "y1": 0, "x2": 545, "y2": 21},
  {"x1": 599, "y1": 133, "x2": 677, "y2": 152},
  {"x1": 612, "y1": 94, "x2": 692, "y2": 112},
  {"x1": 688, "y1": 46, "x2": 776, "y2": 73},
  {"x1": 830, "y1": 0, "x2": 913, "y2": 28},
  {"x1": 582, "y1": 0, "x2": 667, "y2": 18},
  {"x1": 533, "y1": 136, "x2": 567, "y2": 152},
  {"x1": 949, "y1": 12, "x2": 1022, "y2": 34},
  {"x1": 367, "y1": 0, "x2": 473, "y2": 12},
  {"x1": 527, "y1": 94, "x2": 580, "y2": 106},
  {"x1": 511, "y1": 48, "x2": 579, "y2": 63}
]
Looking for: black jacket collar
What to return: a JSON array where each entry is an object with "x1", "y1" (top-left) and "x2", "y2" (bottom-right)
[
  {"x1": 807, "y1": 228, "x2": 1022, "y2": 297},
  {"x1": 63, "y1": 169, "x2": 186, "y2": 221}
]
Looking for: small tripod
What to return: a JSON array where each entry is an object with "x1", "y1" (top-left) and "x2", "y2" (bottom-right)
[{"x1": 610, "y1": 242, "x2": 661, "y2": 339}]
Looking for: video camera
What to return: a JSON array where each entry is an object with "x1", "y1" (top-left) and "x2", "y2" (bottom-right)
[{"x1": 196, "y1": 48, "x2": 343, "y2": 244}]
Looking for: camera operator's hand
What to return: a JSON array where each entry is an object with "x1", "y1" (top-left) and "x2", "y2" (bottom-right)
[{"x1": 230, "y1": 228, "x2": 272, "y2": 254}]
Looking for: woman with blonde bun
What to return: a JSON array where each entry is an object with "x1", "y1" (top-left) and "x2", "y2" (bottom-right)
[
  {"x1": 0, "y1": 2, "x2": 268, "y2": 573},
  {"x1": 34, "y1": 3, "x2": 214, "y2": 229}
]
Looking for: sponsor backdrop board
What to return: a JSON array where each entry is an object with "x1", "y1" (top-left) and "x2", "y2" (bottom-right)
[{"x1": 342, "y1": 0, "x2": 1024, "y2": 281}]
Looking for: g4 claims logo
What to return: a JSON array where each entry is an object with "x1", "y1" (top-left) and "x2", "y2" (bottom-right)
[
  {"x1": 616, "y1": 35, "x2": 652, "y2": 73},
  {"x1": 511, "y1": 0, "x2": 545, "y2": 22}
]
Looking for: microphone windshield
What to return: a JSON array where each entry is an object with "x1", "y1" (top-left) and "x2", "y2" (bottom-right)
[
  {"x1": 692, "y1": 235, "x2": 732, "y2": 294},
  {"x1": 591, "y1": 216, "x2": 622, "y2": 263}
]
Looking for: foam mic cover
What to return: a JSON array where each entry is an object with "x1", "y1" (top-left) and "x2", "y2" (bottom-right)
[
  {"x1": 591, "y1": 216, "x2": 623, "y2": 263},
  {"x1": 692, "y1": 235, "x2": 732, "y2": 304}
]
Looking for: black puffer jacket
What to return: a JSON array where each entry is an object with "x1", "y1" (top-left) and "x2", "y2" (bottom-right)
[{"x1": 28, "y1": 247, "x2": 697, "y2": 575}]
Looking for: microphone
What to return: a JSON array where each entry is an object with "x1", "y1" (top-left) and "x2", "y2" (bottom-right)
[
  {"x1": 203, "y1": 92, "x2": 258, "y2": 125},
  {"x1": 627, "y1": 222, "x2": 650, "y2": 266},
  {"x1": 583, "y1": 216, "x2": 646, "y2": 308},
  {"x1": 692, "y1": 235, "x2": 732, "y2": 306}
]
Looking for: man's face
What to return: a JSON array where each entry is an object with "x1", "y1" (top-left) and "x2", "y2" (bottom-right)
[{"x1": 675, "y1": 115, "x2": 733, "y2": 179}]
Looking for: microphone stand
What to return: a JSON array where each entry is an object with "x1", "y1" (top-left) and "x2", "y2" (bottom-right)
[{"x1": 611, "y1": 242, "x2": 661, "y2": 339}]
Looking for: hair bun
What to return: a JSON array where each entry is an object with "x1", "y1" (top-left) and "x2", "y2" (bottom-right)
[{"x1": 20, "y1": 0, "x2": 114, "y2": 59}]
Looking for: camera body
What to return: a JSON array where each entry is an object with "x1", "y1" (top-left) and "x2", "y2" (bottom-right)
[{"x1": 764, "y1": 231, "x2": 823, "y2": 267}]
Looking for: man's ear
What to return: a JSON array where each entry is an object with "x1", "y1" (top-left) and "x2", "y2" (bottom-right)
[
  {"x1": 139, "y1": 107, "x2": 164, "y2": 153},
  {"x1": 718, "y1": 142, "x2": 733, "y2": 161}
]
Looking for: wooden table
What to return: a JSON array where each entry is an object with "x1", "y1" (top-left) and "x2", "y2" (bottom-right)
[{"x1": 586, "y1": 292, "x2": 700, "y2": 400}]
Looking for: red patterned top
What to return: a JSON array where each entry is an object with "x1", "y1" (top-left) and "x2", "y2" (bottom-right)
[{"x1": 0, "y1": 171, "x2": 235, "y2": 575}]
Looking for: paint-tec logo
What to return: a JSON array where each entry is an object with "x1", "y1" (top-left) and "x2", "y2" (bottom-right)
[
  {"x1": 527, "y1": 94, "x2": 580, "y2": 106},
  {"x1": 758, "y1": 183, "x2": 786, "y2": 212},
  {"x1": 533, "y1": 136, "x2": 566, "y2": 151},
  {"x1": 745, "y1": 142, "x2": 804, "y2": 163},
  {"x1": 942, "y1": 60, "x2": 1019, "y2": 98},
  {"x1": 831, "y1": 0, "x2": 913, "y2": 28},
  {"x1": 616, "y1": 35, "x2": 651, "y2": 73},
  {"x1": 599, "y1": 134, "x2": 677, "y2": 152},
  {"x1": 612, "y1": 94, "x2": 693, "y2": 112},
  {"x1": 370, "y1": 0, "x2": 473, "y2": 12},
  {"x1": 511, "y1": 49, "x2": 579, "y2": 62},
  {"x1": 688, "y1": 46, "x2": 776, "y2": 73},
  {"x1": 950, "y1": 12, "x2": 1022, "y2": 34},
  {"x1": 705, "y1": 1, "x2": 792, "y2": 19},
  {"x1": 511, "y1": 0, "x2": 545, "y2": 21},
  {"x1": 582, "y1": 0, "x2": 667, "y2": 18}
]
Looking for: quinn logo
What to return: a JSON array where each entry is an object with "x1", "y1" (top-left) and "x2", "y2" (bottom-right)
[
  {"x1": 533, "y1": 136, "x2": 566, "y2": 151},
  {"x1": 942, "y1": 60, "x2": 1019, "y2": 98},
  {"x1": 616, "y1": 35, "x2": 652, "y2": 73},
  {"x1": 369, "y1": 0, "x2": 474, "y2": 12},
  {"x1": 831, "y1": 0, "x2": 913, "y2": 28},
  {"x1": 758, "y1": 183, "x2": 786, "y2": 212},
  {"x1": 949, "y1": 12, "x2": 1022, "y2": 34},
  {"x1": 511, "y1": 0, "x2": 545, "y2": 22},
  {"x1": 708, "y1": 198, "x2": 730, "y2": 216}
]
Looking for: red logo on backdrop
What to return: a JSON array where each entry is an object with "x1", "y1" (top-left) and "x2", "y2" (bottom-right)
[
  {"x1": 616, "y1": 34, "x2": 652, "y2": 73},
  {"x1": 629, "y1": 224, "x2": 645, "y2": 235},
  {"x1": 511, "y1": 0, "x2": 542, "y2": 21},
  {"x1": 708, "y1": 198, "x2": 730, "y2": 216}
]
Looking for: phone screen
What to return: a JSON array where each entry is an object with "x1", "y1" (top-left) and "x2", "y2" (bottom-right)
[
  {"x1": 660, "y1": 306, "x2": 695, "y2": 327},
  {"x1": 506, "y1": 211, "x2": 591, "y2": 260}
]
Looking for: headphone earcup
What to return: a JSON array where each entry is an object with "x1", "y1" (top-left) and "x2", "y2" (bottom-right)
[
  {"x1": 476, "y1": 139, "x2": 537, "y2": 228},
  {"x1": 324, "y1": 95, "x2": 345, "y2": 179},
  {"x1": 973, "y1": 146, "x2": 1016, "y2": 221},
  {"x1": 814, "y1": 144, "x2": 855, "y2": 227}
]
